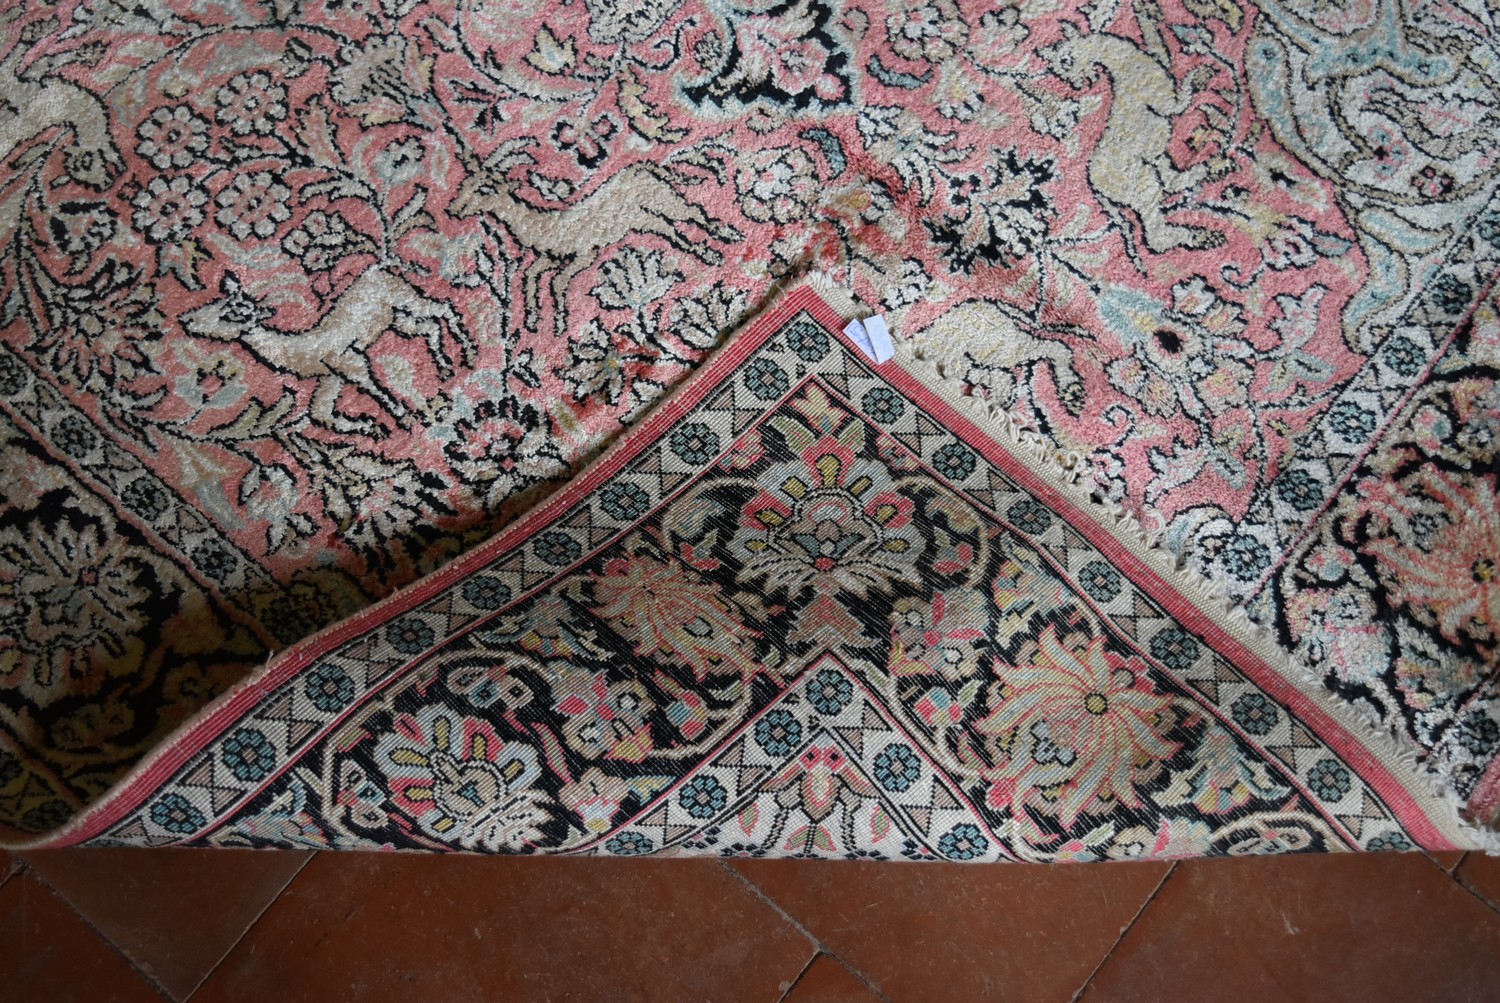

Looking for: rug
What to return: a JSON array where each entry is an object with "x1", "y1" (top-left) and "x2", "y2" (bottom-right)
[
  {"x1": 0, "y1": 0, "x2": 1497, "y2": 845},
  {"x1": 6, "y1": 280, "x2": 1485, "y2": 856}
]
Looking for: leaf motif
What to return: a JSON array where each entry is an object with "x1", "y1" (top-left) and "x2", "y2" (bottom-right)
[
  {"x1": 526, "y1": 25, "x2": 575, "y2": 75},
  {"x1": 738, "y1": 802, "x2": 759, "y2": 834},
  {"x1": 296, "y1": 97, "x2": 346, "y2": 171},
  {"x1": 619, "y1": 65, "x2": 688, "y2": 143}
]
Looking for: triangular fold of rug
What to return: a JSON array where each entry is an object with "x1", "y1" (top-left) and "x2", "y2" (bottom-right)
[{"x1": 6, "y1": 282, "x2": 1481, "y2": 857}]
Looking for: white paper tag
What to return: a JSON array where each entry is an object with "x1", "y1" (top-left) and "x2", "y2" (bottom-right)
[{"x1": 843, "y1": 314, "x2": 894, "y2": 364}]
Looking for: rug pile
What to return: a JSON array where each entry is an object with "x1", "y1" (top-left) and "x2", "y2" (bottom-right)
[{"x1": 0, "y1": 0, "x2": 1496, "y2": 854}]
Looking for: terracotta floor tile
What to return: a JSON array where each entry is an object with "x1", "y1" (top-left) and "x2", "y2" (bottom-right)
[
  {"x1": 22, "y1": 847, "x2": 310, "y2": 1001},
  {"x1": 1458, "y1": 851, "x2": 1500, "y2": 912},
  {"x1": 194, "y1": 855, "x2": 814, "y2": 1003},
  {"x1": 0, "y1": 871, "x2": 165, "y2": 1002},
  {"x1": 733, "y1": 859, "x2": 1169, "y2": 1002},
  {"x1": 783, "y1": 954, "x2": 883, "y2": 1002},
  {"x1": 1429, "y1": 851, "x2": 1468, "y2": 873},
  {"x1": 1083, "y1": 853, "x2": 1500, "y2": 1002}
]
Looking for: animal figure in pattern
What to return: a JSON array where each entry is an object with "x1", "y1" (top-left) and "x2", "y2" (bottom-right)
[
  {"x1": 1040, "y1": 10, "x2": 1227, "y2": 259},
  {"x1": 450, "y1": 138, "x2": 741, "y2": 336},
  {"x1": 182, "y1": 268, "x2": 475, "y2": 436}
]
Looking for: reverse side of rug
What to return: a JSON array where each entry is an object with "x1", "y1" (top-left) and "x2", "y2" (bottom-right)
[{"x1": 7, "y1": 282, "x2": 1479, "y2": 857}]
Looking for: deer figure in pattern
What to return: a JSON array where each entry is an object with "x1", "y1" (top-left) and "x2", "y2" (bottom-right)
[
  {"x1": 1039, "y1": 12, "x2": 1227, "y2": 262},
  {"x1": 182, "y1": 267, "x2": 476, "y2": 436},
  {"x1": 449, "y1": 138, "x2": 741, "y2": 335}
]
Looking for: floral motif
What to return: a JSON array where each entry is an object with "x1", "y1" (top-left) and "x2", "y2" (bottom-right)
[
  {"x1": 679, "y1": 775, "x2": 728, "y2": 819},
  {"x1": 926, "y1": 149, "x2": 1056, "y2": 273},
  {"x1": 889, "y1": 589, "x2": 987, "y2": 680},
  {"x1": 735, "y1": 410, "x2": 925, "y2": 601},
  {"x1": 937, "y1": 822, "x2": 988, "y2": 860},
  {"x1": 756, "y1": 708, "x2": 804, "y2": 757},
  {"x1": 977, "y1": 628, "x2": 1179, "y2": 826},
  {"x1": 28, "y1": 259, "x2": 165, "y2": 393},
  {"x1": 1364, "y1": 472, "x2": 1500, "y2": 649},
  {"x1": 214, "y1": 171, "x2": 292, "y2": 240},
  {"x1": 305, "y1": 665, "x2": 355, "y2": 713},
  {"x1": 553, "y1": 670, "x2": 656, "y2": 761},
  {"x1": 736, "y1": 147, "x2": 822, "y2": 224},
  {"x1": 591, "y1": 547, "x2": 762, "y2": 683},
  {"x1": 376, "y1": 707, "x2": 553, "y2": 851},
  {"x1": 215, "y1": 71, "x2": 287, "y2": 136},
  {"x1": 887, "y1": 0, "x2": 970, "y2": 63},
  {"x1": 222, "y1": 728, "x2": 276, "y2": 783},
  {"x1": 135, "y1": 105, "x2": 210, "y2": 169},
  {"x1": 0, "y1": 517, "x2": 149, "y2": 700},
  {"x1": 872, "y1": 742, "x2": 921, "y2": 792},
  {"x1": 150, "y1": 793, "x2": 207, "y2": 835},
  {"x1": 132, "y1": 176, "x2": 207, "y2": 244},
  {"x1": 1156, "y1": 726, "x2": 1290, "y2": 814}
]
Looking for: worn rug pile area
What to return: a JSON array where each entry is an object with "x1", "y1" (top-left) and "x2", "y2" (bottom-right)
[{"x1": 0, "y1": 0, "x2": 1497, "y2": 856}]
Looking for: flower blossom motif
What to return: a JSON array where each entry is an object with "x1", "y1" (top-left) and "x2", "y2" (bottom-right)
[
  {"x1": 886, "y1": 0, "x2": 970, "y2": 62},
  {"x1": 214, "y1": 171, "x2": 292, "y2": 240},
  {"x1": 1365, "y1": 471, "x2": 1500, "y2": 648},
  {"x1": 134, "y1": 105, "x2": 210, "y2": 169},
  {"x1": 736, "y1": 146, "x2": 821, "y2": 224},
  {"x1": 0, "y1": 518, "x2": 149, "y2": 701},
  {"x1": 761, "y1": 743, "x2": 882, "y2": 853},
  {"x1": 889, "y1": 589, "x2": 988, "y2": 680},
  {"x1": 976, "y1": 627, "x2": 1179, "y2": 826},
  {"x1": 590, "y1": 548, "x2": 763, "y2": 684},
  {"x1": 281, "y1": 211, "x2": 371, "y2": 272},
  {"x1": 1366, "y1": 124, "x2": 1409, "y2": 179},
  {"x1": 926, "y1": 149, "x2": 1055, "y2": 273},
  {"x1": 442, "y1": 393, "x2": 569, "y2": 513},
  {"x1": 1107, "y1": 815, "x2": 1214, "y2": 860},
  {"x1": 132, "y1": 176, "x2": 207, "y2": 244},
  {"x1": 735, "y1": 419, "x2": 924, "y2": 601},
  {"x1": 1263, "y1": 216, "x2": 1319, "y2": 270},
  {"x1": 1411, "y1": 164, "x2": 1455, "y2": 198},
  {"x1": 559, "y1": 768, "x2": 632, "y2": 836},
  {"x1": 730, "y1": 4, "x2": 844, "y2": 101},
  {"x1": 376, "y1": 706, "x2": 552, "y2": 851},
  {"x1": 591, "y1": 247, "x2": 683, "y2": 316},
  {"x1": 215, "y1": 71, "x2": 287, "y2": 136},
  {"x1": 1155, "y1": 726, "x2": 1290, "y2": 815},
  {"x1": 586, "y1": 0, "x2": 675, "y2": 43},
  {"x1": 31, "y1": 258, "x2": 164, "y2": 393}
]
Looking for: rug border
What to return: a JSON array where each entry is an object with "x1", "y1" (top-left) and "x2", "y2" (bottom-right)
[{"x1": 7, "y1": 276, "x2": 1488, "y2": 851}]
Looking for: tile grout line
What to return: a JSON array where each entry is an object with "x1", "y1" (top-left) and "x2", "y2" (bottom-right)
[
  {"x1": 24, "y1": 861, "x2": 176, "y2": 1002},
  {"x1": 1451, "y1": 871, "x2": 1500, "y2": 920},
  {"x1": 183, "y1": 851, "x2": 317, "y2": 1002},
  {"x1": 1415, "y1": 849, "x2": 1500, "y2": 921},
  {"x1": 774, "y1": 950, "x2": 822, "y2": 1003},
  {"x1": 1067, "y1": 862, "x2": 1178, "y2": 1003},
  {"x1": 719, "y1": 860, "x2": 893, "y2": 1003}
]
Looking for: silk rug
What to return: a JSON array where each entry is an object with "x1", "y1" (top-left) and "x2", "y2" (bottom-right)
[
  {"x1": 6, "y1": 280, "x2": 1485, "y2": 855},
  {"x1": 1, "y1": 0, "x2": 1498, "y2": 846}
]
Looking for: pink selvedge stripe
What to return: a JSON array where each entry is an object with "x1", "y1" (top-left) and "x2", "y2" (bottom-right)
[
  {"x1": 871, "y1": 340, "x2": 1463, "y2": 851},
  {"x1": 37, "y1": 285, "x2": 830, "y2": 847}
]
